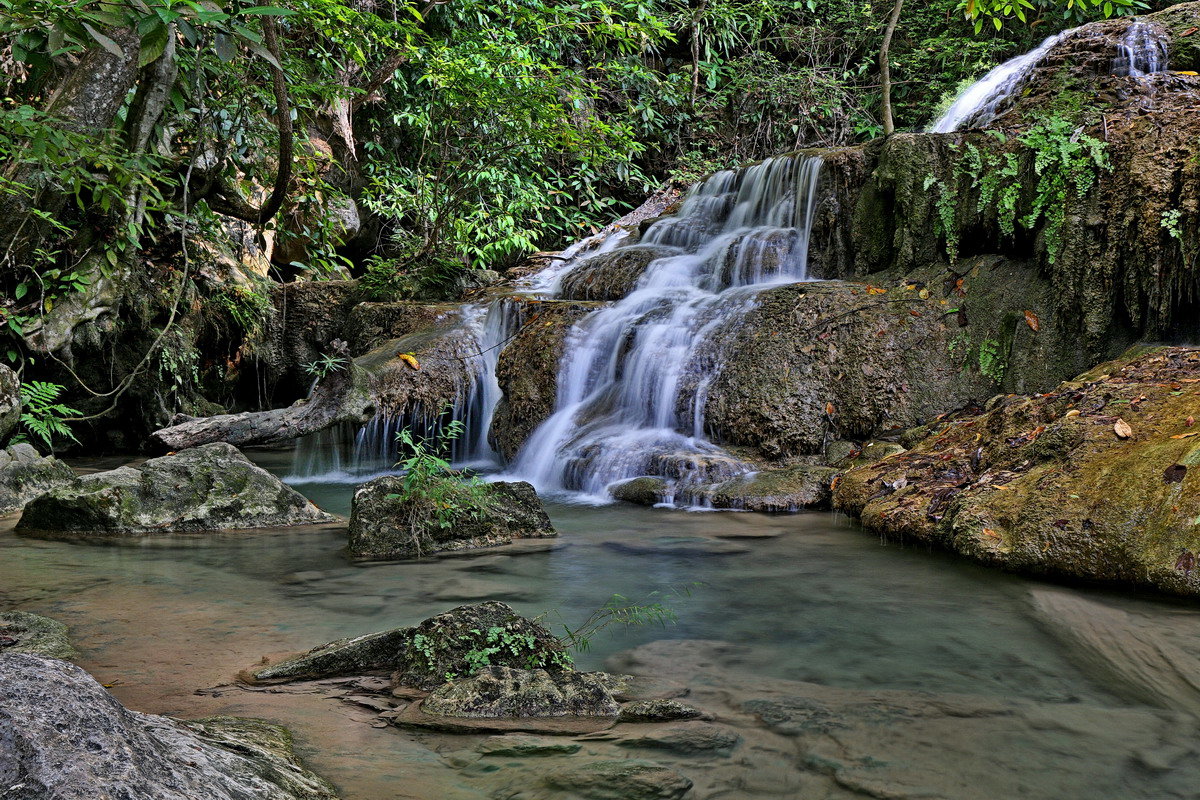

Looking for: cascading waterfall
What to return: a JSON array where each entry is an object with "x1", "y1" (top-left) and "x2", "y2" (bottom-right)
[
  {"x1": 931, "y1": 30, "x2": 1072, "y2": 133},
  {"x1": 1112, "y1": 20, "x2": 1167, "y2": 77},
  {"x1": 933, "y1": 19, "x2": 1166, "y2": 133},
  {"x1": 504, "y1": 154, "x2": 823, "y2": 502}
]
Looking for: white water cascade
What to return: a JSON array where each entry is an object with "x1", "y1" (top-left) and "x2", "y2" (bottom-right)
[
  {"x1": 504, "y1": 154, "x2": 824, "y2": 502},
  {"x1": 1112, "y1": 20, "x2": 1168, "y2": 77},
  {"x1": 931, "y1": 30, "x2": 1073, "y2": 133}
]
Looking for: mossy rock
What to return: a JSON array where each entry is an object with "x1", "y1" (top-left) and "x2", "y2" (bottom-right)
[
  {"x1": 835, "y1": 345, "x2": 1200, "y2": 597},
  {"x1": 0, "y1": 444, "x2": 75, "y2": 516},
  {"x1": 0, "y1": 611, "x2": 77, "y2": 660}
]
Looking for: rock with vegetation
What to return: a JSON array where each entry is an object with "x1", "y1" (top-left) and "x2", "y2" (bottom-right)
[
  {"x1": 0, "y1": 365, "x2": 19, "y2": 443},
  {"x1": 0, "y1": 611, "x2": 77, "y2": 660},
  {"x1": 348, "y1": 477, "x2": 554, "y2": 559},
  {"x1": 247, "y1": 602, "x2": 570, "y2": 690},
  {"x1": 420, "y1": 665, "x2": 619, "y2": 718},
  {"x1": 16, "y1": 443, "x2": 333, "y2": 537},
  {"x1": 0, "y1": 653, "x2": 338, "y2": 800},
  {"x1": 835, "y1": 346, "x2": 1200, "y2": 597},
  {"x1": 391, "y1": 601, "x2": 571, "y2": 690},
  {"x1": 556, "y1": 245, "x2": 671, "y2": 300},
  {"x1": 0, "y1": 443, "x2": 75, "y2": 515}
]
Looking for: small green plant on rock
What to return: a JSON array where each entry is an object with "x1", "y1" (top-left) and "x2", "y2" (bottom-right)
[{"x1": 302, "y1": 351, "x2": 349, "y2": 381}]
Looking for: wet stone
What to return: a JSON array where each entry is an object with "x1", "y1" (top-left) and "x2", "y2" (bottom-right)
[
  {"x1": 541, "y1": 759, "x2": 693, "y2": 800},
  {"x1": 614, "y1": 724, "x2": 742, "y2": 756},
  {"x1": 619, "y1": 699, "x2": 706, "y2": 723},
  {"x1": 477, "y1": 735, "x2": 583, "y2": 757}
]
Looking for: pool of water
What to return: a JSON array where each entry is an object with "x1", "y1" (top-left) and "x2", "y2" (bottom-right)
[{"x1": 3, "y1": 449, "x2": 1199, "y2": 798}]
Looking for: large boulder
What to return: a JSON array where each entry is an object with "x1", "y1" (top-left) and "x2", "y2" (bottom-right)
[
  {"x1": 420, "y1": 665, "x2": 619, "y2": 718},
  {"x1": 348, "y1": 477, "x2": 554, "y2": 559},
  {"x1": 247, "y1": 601, "x2": 571, "y2": 691},
  {"x1": 0, "y1": 443, "x2": 74, "y2": 515},
  {"x1": 16, "y1": 442, "x2": 333, "y2": 536},
  {"x1": 834, "y1": 345, "x2": 1200, "y2": 597},
  {"x1": 0, "y1": 653, "x2": 338, "y2": 800},
  {"x1": 0, "y1": 364, "x2": 18, "y2": 443}
]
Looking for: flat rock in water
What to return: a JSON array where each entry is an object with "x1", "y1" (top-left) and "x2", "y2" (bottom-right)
[
  {"x1": 477, "y1": 735, "x2": 583, "y2": 756},
  {"x1": 0, "y1": 653, "x2": 338, "y2": 800},
  {"x1": 541, "y1": 760, "x2": 693, "y2": 800},
  {"x1": 390, "y1": 702, "x2": 615, "y2": 736},
  {"x1": 613, "y1": 724, "x2": 742, "y2": 755},
  {"x1": 15, "y1": 442, "x2": 333, "y2": 536},
  {"x1": 618, "y1": 699, "x2": 706, "y2": 723},
  {"x1": 420, "y1": 666, "x2": 619, "y2": 719},
  {"x1": 0, "y1": 611, "x2": 77, "y2": 660}
]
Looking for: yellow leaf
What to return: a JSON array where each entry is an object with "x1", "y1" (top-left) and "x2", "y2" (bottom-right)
[{"x1": 398, "y1": 353, "x2": 420, "y2": 370}]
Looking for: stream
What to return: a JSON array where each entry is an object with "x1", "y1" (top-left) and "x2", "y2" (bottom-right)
[{"x1": 3, "y1": 449, "x2": 1200, "y2": 798}]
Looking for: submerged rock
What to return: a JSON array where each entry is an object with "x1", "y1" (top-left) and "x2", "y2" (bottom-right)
[
  {"x1": 0, "y1": 653, "x2": 338, "y2": 800},
  {"x1": 420, "y1": 665, "x2": 619, "y2": 718},
  {"x1": 0, "y1": 443, "x2": 74, "y2": 515},
  {"x1": 687, "y1": 464, "x2": 838, "y2": 511},
  {"x1": 348, "y1": 477, "x2": 555, "y2": 559},
  {"x1": 0, "y1": 611, "x2": 77, "y2": 660},
  {"x1": 618, "y1": 699, "x2": 706, "y2": 723},
  {"x1": 835, "y1": 346, "x2": 1200, "y2": 597},
  {"x1": 614, "y1": 724, "x2": 741, "y2": 755},
  {"x1": 16, "y1": 442, "x2": 332, "y2": 536},
  {"x1": 541, "y1": 760, "x2": 693, "y2": 800},
  {"x1": 247, "y1": 627, "x2": 413, "y2": 683}
]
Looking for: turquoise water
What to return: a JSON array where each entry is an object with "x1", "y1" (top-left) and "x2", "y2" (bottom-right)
[{"x1": 3, "y1": 449, "x2": 1199, "y2": 798}]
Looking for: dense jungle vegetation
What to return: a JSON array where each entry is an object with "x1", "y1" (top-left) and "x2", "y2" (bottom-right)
[{"x1": 0, "y1": 0, "x2": 1154, "y2": 447}]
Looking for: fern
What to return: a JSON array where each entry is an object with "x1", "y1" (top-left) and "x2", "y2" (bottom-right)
[{"x1": 17, "y1": 381, "x2": 81, "y2": 450}]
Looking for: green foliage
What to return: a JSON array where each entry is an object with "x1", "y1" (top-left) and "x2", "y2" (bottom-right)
[
  {"x1": 211, "y1": 283, "x2": 273, "y2": 337},
  {"x1": 555, "y1": 587, "x2": 693, "y2": 654},
  {"x1": 456, "y1": 625, "x2": 574, "y2": 681},
  {"x1": 1019, "y1": 116, "x2": 1109, "y2": 262},
  {"x1": 388, "y1": 419, "x2": 492, "y2": 554},
  {"x1": 301, "y1": 351, "x2": 348, "y2": 380},
  {"x1": 961, "y1": 0, "x2": 1144, "y2": 33},
  {"x1": 977, "y1": 337, "x2": 1006, "y2": 382},
  {"x1": 923, "y1": 175, "x2": 961, "y2": 263},
  {"x1": 15, "y1": 380, "x2": 81, "y2": 450}
]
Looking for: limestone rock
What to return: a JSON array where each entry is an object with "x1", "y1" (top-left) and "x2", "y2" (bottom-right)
[
  {"x1": 610, "y1": 477, "x2": 668, "y2": 506},
  {"x1": 348, "y1": 477, "x2": 555, "y2": 560},
  {"x1": 476, "y1": 735, "x2": 582, "y2": 756},
  {"x1": 421, "y1": 666, "x2": 619, "y2": 719},
  {"x1": 614, "y1": 724, "x2": 741, "y2": 755},
  {"x1": 0, "y1": 364, "x2": 18, "y2": 443},
  {"x1": 0, "y1": 443, "x2": 74, "y2": 515},
  {"x1": 16, "y1": 443, "x2": 333, "y2": 536},
  {"x1": 834, "y1": 345, "x2": 1200, "y2": 597},
  {"x1": 0, "y1": 611, "x2": 77, "y2": 660},
  {"x1": 248, "y1": 627, "x2": 413, "y2": 683},
  {"x1": 0, "y1": 653, "x2": 338, "y2": 800},
  {"x1": 542, "y1": 760, "x2": 693, "y2": 800},
  {"x1": 618, "y1": 699, "x2": 706, "y2": 723},
  {"x1": 391, "y1": 601, "x2": 570, "y2": 691}
]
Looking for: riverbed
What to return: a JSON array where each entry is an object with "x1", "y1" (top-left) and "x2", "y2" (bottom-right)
[{"x1": 2, "y1": 450, "x2": 1198, "y2": 798}]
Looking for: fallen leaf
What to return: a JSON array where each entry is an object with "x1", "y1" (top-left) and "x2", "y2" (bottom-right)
[
  {"x1": 918, "y1": 288, "x2": 930, "y2": 299},
  {"x1": 1171, "y1": 431, "x2": 1200, "y2": 439},
  {"x1": 1023, "y1": 310, "x2": 1040, "y2": 332},
  {"x1": 1164, "y1": 464, "x2": 1188, "y2": 484},
  {"x1": 1065, "y1": 409, "x2": 1081, "y2": 418},
  {"x1": 1114, "y1": 418, "x2": 1133, "y2": 439},
  {"x1": 830, "y1": 476, "x2": 842, "y2": 491},
  {"x1": 909, "y1": 309, "x2": 922, "y2": 317},
  {"x1": 1189, "y1": 416, "x2": 1195, "y2": 427},
  {"x1": 1182, "y1": 26, "x2": 1198, "y2": 36},
  {"x1": 398, "y1": 353, "x2": 420, "y2": 370},
  {"x1": 982, "y1": 527, "x2": 1001, "y2": 539},
  {"x1": 825, "y1": 401, "x2": 836, "y2": 416},
  {"x1": 866, "y1": 285, "x2": 887, "y2": 295}
]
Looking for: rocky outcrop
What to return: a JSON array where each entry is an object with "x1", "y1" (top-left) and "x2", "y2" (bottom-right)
[
  {"x1": 835, "y1": 346, "x2": 1200, "y2": 597},
  {"x1": 0, "y1": 611, "x2": 77, "y2": 660},
  {"x1": 16, "y1": 443, "x2": 333, "y2": 537},
  {"x1": 247, "y1": 601, "x2": 571, "y2": 690},
  {"x1": 348, "y1": 477, "x2": 555, "y2": 559},
  {"x1": 0, "y1": 364, "x2": 19, "y2": 443},
  {"x1": 541, "y1": 760, "x2": 693, "y2": 800},
  {"x1": 0, "y1": 443, "x2": 74, "y2": 515},
  {"x1": 492, "y1": 300, "x2": 599, "y2": 459},
  {"x1": 557, "y1": 245, "x2": 670, "y2": 300},
  {"x1": 0, "y1": 653, "x2": 338, "y2": 800},
  {"x1": 420, "y1": 665, "x2": 619, "y2": 718}
]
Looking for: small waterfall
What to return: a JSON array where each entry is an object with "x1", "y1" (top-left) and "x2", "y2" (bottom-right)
[
  {"x1": 285, "y1": 301, "x2": 522, "y2": 482},
  {"x1": 1112, "y1": 21, "x2": 1167, "y2": 77},
  {"x1": 505, "y1": 155, "x2": 823, "y2": 502},
  {"x1": 931, "y1": 30, "x2": 1072, "y2": 132}
]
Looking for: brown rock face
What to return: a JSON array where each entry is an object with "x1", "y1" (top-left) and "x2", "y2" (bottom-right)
[{"x1": 835, "y1": 346, "x2": 1200, "y2": 597}]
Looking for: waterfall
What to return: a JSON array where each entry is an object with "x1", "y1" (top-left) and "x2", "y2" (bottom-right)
[
  {"x1": 931, "y1": 30, "x2": 1071, "y2": 133},
  {"x1": 504, "y1": 154, "x2": 823, "y2": 502},
  {"x1": 1112, "y1": 21, "x2": 1167, "y2": 77},
  {"x1": 285, "y1": 301, "x2": 522, "y2": 482}
]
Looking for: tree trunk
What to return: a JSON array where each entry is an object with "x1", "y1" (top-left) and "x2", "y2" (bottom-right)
[{"x1": 879, "y1": 0, "x2": 904, "y2": 136}]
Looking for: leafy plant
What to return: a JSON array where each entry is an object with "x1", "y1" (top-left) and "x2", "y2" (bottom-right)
[
  {"x1": 15, "y1": 380, "x2": 81, "y2": 450},
  {"x1": 302, "y1": 351, "x2": 349, "y2": 381},
  {"x1": 1019, "y1": 116, "x2": 1109, "y2": 262},
  {"x1": 554, "y1": 586, "x2": 694, "y2": 654}
]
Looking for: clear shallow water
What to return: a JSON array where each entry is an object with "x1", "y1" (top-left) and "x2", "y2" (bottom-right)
[{"x1": 3, "y1": 450, "x2": 1200, "y2": 798}]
